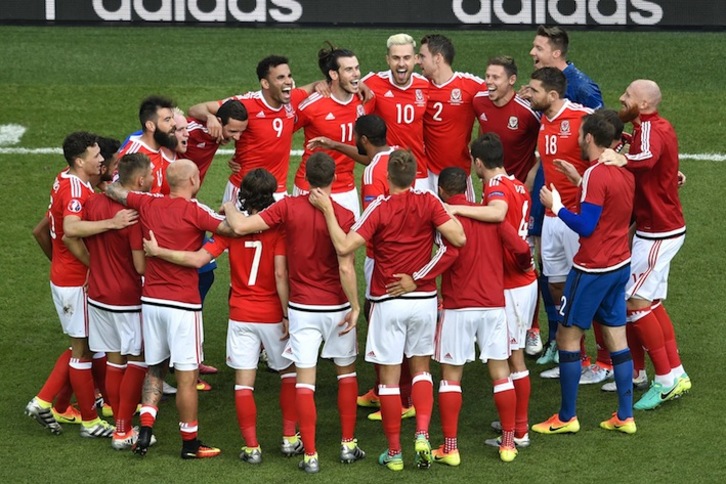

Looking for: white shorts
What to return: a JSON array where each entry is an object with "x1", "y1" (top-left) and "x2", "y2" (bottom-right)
[
  {"x1": 366, "y1": 297, "x2": 437, "y2": 365},
  {"x1": 224, "y1": 180, "x2": 287, "y2": 204},
  {"x1": 505, "y1": 280, "x2": 538, "y2": 351},
  {"x1": 141, "y1": 304, "x2": 204, "y2": 371},
  {"x1": 364, "y1": 256, "x2": 374, "y2": 300},
  {"x1": 627, "y1": 234, "x2": 685, "y2": 302},
  {"x1": 434, "y1": 308, "x2": 510, "y2": 365},
  {"x1": 414, "y1": 176, "x2": 433, "y2": 193},
  {"x1": 50, "y1": 283, "x2": 88, "y2": 338},
  {"x1": 284, "y1": 304, "x2": 357, "y2": 368},
  {"x1": 293, "y1": 185, "x2": 360, "y2": 219},
  {"x1": 427, "y1": 169, "x2": 475, "y2": 202},
  {"x1": 541, "y1": 215, "x2": 580, "y2": 283},
  {"x1": 227, "y1": 320, "x2": 290, "y2": 371},
  {"x1": 88, "y1": 302, "x2": 143, "y2": 356}
]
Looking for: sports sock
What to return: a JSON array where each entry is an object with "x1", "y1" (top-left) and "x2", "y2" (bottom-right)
[
  {"x1": 438, "y1": 380, "x2": 461, "y2": 453},
  {"x1": 511, "y1": 370, "x2": 530, "y2": 439},
  {"x1": 279, "y1": 373, "x2": 297, "y2": 437},
  {"x1": 105, "y1": 362, "x2": 126, "y2": 417},
  {"x1": 38, "y1": 348, "x2": 72, "y2": 403},
  {"x1": 493, "y1": 377, "x2": 516, "y2": 435},
  {"x1": 235, "y1": 385, "x2": 258, "y2": 448},
  {"x1": 139, "y1": 404, "x2": 158, "y2": 428},
  {"x1": 337, "y1": 372, "x2": 358, "y2": 442},
  {"x1": 117, "y1": 361, "x2": 147, "y2": 434},
  {"x1": 295, "y1": 384, "x2": 317, "y2": 455},
  {"x1": 400, "y1": 359, "x2": 413, "y2": 407},
  {"x1": 611, "y1": 349, "x2": 634, "y2": 420},
  {"x1": 539, "y1": 274, "x2": 560, "y2": 343},
  {"x1": 652, "y1": 302, "x2": 683, "y2": 370},
  {"x1": 91, "y1": 353, "x2": 108, "y2": 405},
  {"x1": 378, "y1": 385, "x2": 402, "y2": 454},
  {"x1": 69, "y1": 358, "x2": 98, "y2": 422},
  {"x1": 626, "y1": 322, "x2": 645, "y2": 373},
  {"x1": 558, "y1": 350, "x2": 581, "y2": 421},
  {"x1": 593, "y1": 323, "x2": 613, "y2": 369},
  {"x1": 630, "y1": 308, "x2": 673, "y2": 386},
  {"x1": 179, "y1": 420, "x2": 198, "y2": 442},
  {"x1": 530, "y1": 293, "x2": 541, "y2": 331},
  {"x1": 53, "y1": 382, "x2": 73, "y2": 413},
  {"x1": 411, "y1": 372, "x2": 433, "y2": 436}
]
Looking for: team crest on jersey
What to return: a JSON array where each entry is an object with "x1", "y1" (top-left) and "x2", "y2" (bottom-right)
[
  {"x1": 284, "y1": 104, "x2": 295, "y2": 118},
  {"x1": 415, "y1": 89, "x2": 425, "y2": 106},
  {"x1": 507, "y1": 116, "x2": 519, "y2": 130},
  {"x1": 560, "y1": 120, "x2": 571, "y2": 135},
  {"x1": 356, "y1": 105, "x2": 366, "y2": 117},
  {"x1": 67, "y1": 199, "x2": 82, "y2": 213},
  {"x1": 450, "y1": 88, "x2": 462, "y2": 105}
]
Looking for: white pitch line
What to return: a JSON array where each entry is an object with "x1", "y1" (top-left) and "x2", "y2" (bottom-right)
[{"x1": 0, "y1": 147, "x2": 723, "y2": 162}]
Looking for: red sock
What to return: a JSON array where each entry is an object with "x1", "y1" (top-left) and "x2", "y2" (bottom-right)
[
  {"x1": 179, "y1": 420, "x2": 198, "y2": 442},
  {"x1": 279, "y1": 374, "x2": 297, "y2": 437},
  {"x1": 652, "y1": 302, "x2": 682, "y2": 368},
  {"x1": 69, "y1": 358, "x2": 97, "y2": 422},
  {"x1": 295, "y1": 385, "x2": 317, "y2": 455},
  {"x1": 105, "y1": 363, "x2": 125, "y2": 417},
  {"x1": 92, "y1": 353, "x2": 108, "y2": 404},
  {"x1": 511, "y1": 371, "x2": 530, "y2": 439},
  {"x1": 378, "y1": 385, "x2": 401, "y2": 453},
  {"x1": 438, "y1": 380, "x2": 461, "y2": 450},
  {"x1": 626, "y1": 322, "x2": 645, "y2": 373},
  {"x1": 493, "y1": 378, "x2": 516, "y2": 433},
  {"x1": 531, "y1": 293, "x2": 540, "y2": 331},
  {"x1": 631, "y1": 309, "x2": 671, "y2": 377},
  {"x1": 54, "y1": 382, "x2": 73, "y2": 413},
  {"x1": 411, "y1": 372, "x2": 434, "y2": 436},
  {"x1": 117, "y1": 362, "x2": 146, "y2": 434},
  {"x1": 593, "y1": 323, "x2": 613, "y2": 369},
  {"x1": 38, "y1": 348, "x2": 72, "y2": 403},
  {"x1": 337, "y1": 373, "x2": 358, "y2": 442},
  {"x1": 139, "y1": 405, "x2": 158, "y2": 428},
  {"x1": 373, "y1": 364, "x2": 381, "y2": 394},
  {"x1": 235, "y1": 386, "x2": 258, "y2": 447},
  {"x1": 400, "y1": 360, "x2": 413, "y2": 407},
  {"x1": 580, "y1": 335, "x2": 591, "y2": 367}
]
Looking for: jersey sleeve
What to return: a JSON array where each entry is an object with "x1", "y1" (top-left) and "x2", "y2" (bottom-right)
[
  {"x1": 334, "y1": 203, "x2": 356, "y2": 233},
  {"x1": 484, "y1": 183, "x2": 507, "y2": 204},
  {"x1": 194, "y1": 202, "x2": 226, "y2": 233},
  {"x1": 581, "y1": 166, "x2": 607, "y2": 206},
  {"x1": 63, "y1": 193, "x2": 89, "y2": 219},
  {"x1": 125, "y1": 191, "x2": 148, "y2": 211},
  {"x1": 294, "y1": 97, "x2": 312, "y2": 131},
  {"x1": 258, "y1": 198, "x2": 287, "y2": 229},
  {"x1": 203, "y1": 234, "x2": 231, "y2": 258},
  {"x1": 430, "y1": 195, "x2": 453, "y2": 227},
  {"x1": 273, "y1": 227, "x2": 287, "y2": 257},
  {"x1": 351, "y1": 203, "x2": 380, "y2": 242}
]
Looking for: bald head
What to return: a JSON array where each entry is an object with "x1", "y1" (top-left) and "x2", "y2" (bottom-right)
[
  {"x1": 631, "y1": 79, "x2": 662, "y2": 111},
  {"x1": 165, "y1": 159, "x2": 199, "y2": 191}
]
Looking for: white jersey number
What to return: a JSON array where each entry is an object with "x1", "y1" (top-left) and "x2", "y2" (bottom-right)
[
  {"x1": 340, "y1": 122, "x2": 354, "y2": 142},
  {"x1": 244, "y1": 240, "x2": 263, "y2": 286},
  {"x1": 432, "y1": 102, "x2": 444, "y2": 122},
  {"x1": 396, "y1": 104, "x2": 415, "y2": 124},
  {"x1": 544, "y1": 134, "x2": 558, "y2": 155},
  {"x1": 272, "y1": 118, "x2": 284, "y2": 138}
]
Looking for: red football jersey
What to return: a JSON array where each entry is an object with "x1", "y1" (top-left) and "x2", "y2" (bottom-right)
[
  {"x1": 294, "y1": 93, "x2": 371, "y2": 192},
  {"x1": 473, "y1": 92, "x2": 541, "y2": 183},
  {"x1": 361, "y1": 147, "x2": 396, "y2": 258},
  {"x1": 185, "y1": 117, "x2": 221, "y2": 184},
  {"x1": 47, "y1": 170, "x2": 94, "y2": 287},
  {"x1": 258, "y1": 195, "x2": 354, "y2": 307},
  {"x1": 118, "y1": 136, "x2": 165, "y2": 194},
  {"x1": 424, "y1": 72, "x2": 485, "y2": 175},
  {"x1": 363, "y1": 71, "x2": 429, "y2": 178},
  {"x1": 625, "y1": 112, "x2": 686, "y2": 237},
  {"x1": 353, "y1": 189, "x2": 452, "y2": 299},
  {"x1": 126, "y1": 192, "x2": 224, "y2": 308},
  {"x1": 484, "y1": 174, "x2": 537, "y2": 289},
  {"x1": 574, "y1": 162, "x2": 635, "y2": 271},
  {"x1": 84, "y1": 193, "x2": 143, "y2": 308},
  {"x1": 204, "y1": 228, "x2": 286, "y2": 323},
  {"x1": 223, "y1": 89, "x2": 308, "y2": 193},
  {"x1": 538, "y1": 100, "x2": 592, "y2": 215}
]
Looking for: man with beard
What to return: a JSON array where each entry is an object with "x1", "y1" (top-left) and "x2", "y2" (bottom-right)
[
  {"x1": 118, "y1": 96, "x2": 178, "y2": 194},
  {"x1": 156, "y1": 108, "x2": 190, "y2": 195},
  {"x1": 600, "y1": 80, "x2": 690, "y2": 410},
  {"x1": 292, "y1": 44, "x2": 371, "y2": 218}
]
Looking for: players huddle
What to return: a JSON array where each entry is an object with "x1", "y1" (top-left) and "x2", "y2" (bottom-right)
[{"x1": 26, "y1": 27, "x2": 689, "y2": 473}]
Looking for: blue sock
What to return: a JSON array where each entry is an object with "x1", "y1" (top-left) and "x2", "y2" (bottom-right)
[
  {"x1": 558, "y1": 350, "x2": 581, "y2": 421},
  {"x1": 538, "y1": 274, "x2": 560, "y2": 343},
  {"x1": 611, "y1": 348, "x2": 634, "y2": 420}
]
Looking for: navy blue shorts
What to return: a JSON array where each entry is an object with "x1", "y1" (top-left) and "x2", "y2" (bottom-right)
[
  {"x1": 559, "y1": 265, "x2": 630, "y2": 330},
  {"x1": 528, "y1": 164, "x2": 545, "y2": 237}
]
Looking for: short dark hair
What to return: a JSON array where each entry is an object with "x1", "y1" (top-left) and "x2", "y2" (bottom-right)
[
  {"x1": 118, "y1": 153, "x2": 150, "y2": 186},
  {"x1": 387, "y1": 149, "x2": 417, "y2": 189},
  {"x1": 581, "y1": 112, "x2": 617, "y2": 149},
  {"x1": 306, "y1": 152, "x2": 336, "y2": 188},
  {"x1": 354, "y1": 115, "x2": 387, "y2": 147},
  {"x1": 470, "y1": 132, "x2": 504, "y2": 169},
  {"x1": 536, "y1": 25, "x2": 569, "y2": 57},
  {"x1": 421, "y1": 34, "x2": 455, "y2": 65},
  {"x1": 97, "y1": 136, "x2": 121, "y2": 170},
  {"x1": 438, "y1": 167, "x2": 468, "y2": 196},
  {"x1": 238, "y1": 168, "x2": 277, "y2": 213},
  {"x1": 62, "y1": 131, "x2": 98, "y2": 167},
  {"x1": 487, "y1": 55, "x2": 518, "y2": 78},
  {"x1": 217, "y1": 99, "x2": 248, "y2": 125},
  {"x1": 257, "y1": 55, "x2": 289, "y2": 81},
  {"x1": 139, "y1": 95, "x2": 175, "y2": 131},
  {"x1": 597, "y1": 108, "x2": 624, "y2": 140},
  {"x1": 531, "y1": 67, "x2": 567, "y2": 98},
  {"x1": 318, "y1": 42, "x2": 356, "y2": 82}
]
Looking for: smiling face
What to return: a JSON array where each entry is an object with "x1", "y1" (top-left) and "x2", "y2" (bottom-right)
[
  {"x1": 386, "y1": 43, "x2": 416, "y2": 86},
  {"x1": 485, "y1": 64, "x2": 516, "y2": 105},
  {"x1": 618, "y1": 83, "x2": 641, "y2": 123},
  {"x1": 332, "y1": 56, "x2": 361, "y2": 95},
  {"x1": 220, "y1": 118, "x2": 248, "y2": 145},
  {"x1": 530, "y1": 35, "x2": 559, "y2": 69},
  {"x1": 261, "y1": 63, "x2": 294, "y2": 107},
  {"x1": 526, "y1": 78, "x2": 552, "y2": 112},
  {"x1": 173, "y1": 114, "x2": 189, "y2": 154}
]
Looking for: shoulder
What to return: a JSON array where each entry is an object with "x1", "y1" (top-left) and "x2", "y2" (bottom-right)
[{"x1": 298, "y1": 92, "x2": 324, "y2": 111}]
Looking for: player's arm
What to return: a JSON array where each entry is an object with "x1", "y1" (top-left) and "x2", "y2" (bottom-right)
[
  {"x1": 132, "y1": 249, "x2": 145, "y2": 275},
  {"x1": 105, "y1": 182, "x2": 131, "y2": 206},
  {"x1": 337, "y1": 252, "x2": 360, "y2": 335},
  {"x1": 32, "y1": 216, "x2": 52, "y2": 261},
  {"x1": 274, "y1": 254, "x2": 290, "y2": 339},
  {"x1": 308, "y1": 189, "x2": 366, "y2": 256},
  {"x1": 436, "y1": 217, "x2": 466, "y2": 248},
  {"x1": 221, "y1": 202, "x2": 272, "y2": 237},
  {"x1": 498, "y1": 222, "x2": 534, "y2": 272},
  {"x1": 143, "y1": 230, "x2": 214, "y2": 268},
  {"x1": 540, "y1": 184, "x2": 601, "y2": 237},
  {"x1": 524, "y1": 158, "x2": 540, "y2": 193},
  {"x1": 306, "y1": 136, "x2": 371, "y2": 166},
  {"x1": 554, "y1": 159, "x2": 583, "y2": 186},
  {"x1": 448, "y1": 199, "x2": 508, "y2": 223},
  {"x1": 387, "y1": 233, "x2": 459, "y2": 296},
  {"x1": 62, "y1": 234, "x2": 90, "y2": 267},
  {"x1": 63, "y1": 211, "x2": 138, "y2": 238},
  {"x1": 188, "y1": 100, "x2": 223, "y2": 141}
]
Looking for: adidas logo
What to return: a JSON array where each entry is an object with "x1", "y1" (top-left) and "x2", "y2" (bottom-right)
[
  {"x1": 366, "y1": 351, "x2": 376, "y2": 358},
  {"x1": 384, "y1": 90, "x2": 394, "y2": 98},
  {"x1": 196, "y1": 142, "x2": 206, "y2": 148},
  {"x1": 480, "y1": 113, "x2": 488, "y2": 121},
  {"x1": 325, "y1": 112, "x2": 335, "y2": 120},
  {"x1": 444, "y1": 353, "x2": 453, "y2": 360},
  {"x1": 257, "y1": 111, "x2": 265, "y2": 118}
]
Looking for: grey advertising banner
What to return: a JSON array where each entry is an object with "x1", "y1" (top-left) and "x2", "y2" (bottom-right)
[{"x1": 2, "y1": 1, "x2": 724, "y2": 27}]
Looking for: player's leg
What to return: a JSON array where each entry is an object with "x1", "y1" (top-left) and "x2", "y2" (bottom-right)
[
  {"x1": 113, "y1": 309, "x2": 147, "y2": 447},
  {"x1": 70, "y1": 335, "x2": 113, "y2": 436},
  {"x1": 358, "y1": 258, "x2": 380, "y2": 409},
  {"x1": 434, "y1": 364, "x2": 463, "y2": 467},
  {"x1": 651, "y1": 300, "x2": 689, "y2": 388},
  {"x1": 488, "y1": 359, "x2": 517, "y2": 462}
]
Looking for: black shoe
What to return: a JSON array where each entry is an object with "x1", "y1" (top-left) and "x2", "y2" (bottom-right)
[
  {"x1": 180, "y1": 439, "x2": 221, "y2": 460},
  {"x1": 132, "y1": 426, "x2": 153, "y2": 456}
]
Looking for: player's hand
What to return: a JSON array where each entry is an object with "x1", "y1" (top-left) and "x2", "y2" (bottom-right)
[
  {"x1": 220, "y1": 200, "x2": 237, "y2": 215},
  {"x1": 280, "y1": 317, "x2": 290, "y2": 340},
  {"x1": 227, "y1": 157, "x2": 241, "y2": 173},
  {"x1": 338, "y1": 308, "x2": 359, "y2": 336},
  {"x1": 599, "y1": 148, "x2": 627, "y2": 167},
  {"x1": 677, "y1": 170, "x2": 686, "y2": 187},
  {"x1": 143, "y1": 230, "x2": 159, "y2": 257},
  {"x1": 517, "y1": 84, "x2": 532, "y2": 100},
  {"x1": 206, "y1": 114, "x2": 223, "y2": 142},
  {"x1": 553, "y1": 159, "x2": 582, "y2": 186},
  {"x1": 386, "y1": 273, "x2": 417, "y2": 296},
  {"x1": 358, "y1": 82, "x2": 374, "y2": 104},
  {"x1": 444, "y1": 203, "x2": 460, "y2": 216},
  {"x1": 306, "y1": 136, "x2": 336, "y2": 151},
  {"x1": 308, "y1": 187, "x2": 332, "y2": 212},
  {"x1": 539, "y1": 184, "x2": 554, "y2": 211},
  {"x1": 111, "y1": 209, "x2": 139, "y2": 229},
  {"x1": 314, "y1": 81, "x2": 332, "y2": 98}
]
